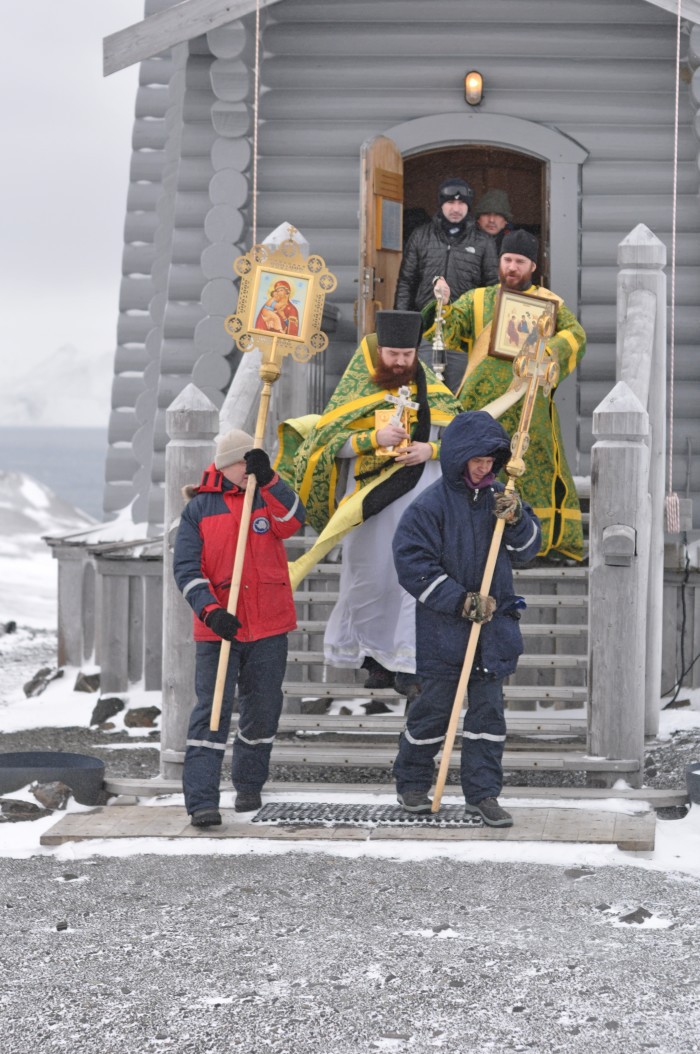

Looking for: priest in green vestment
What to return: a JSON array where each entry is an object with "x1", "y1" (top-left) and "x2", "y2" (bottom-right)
[
  {"x1": 426, "y1": 229, "x2": 587, "y2": 562},
  {"x1": 274, "y1": 310, "x2": 460, "y2": 692}
]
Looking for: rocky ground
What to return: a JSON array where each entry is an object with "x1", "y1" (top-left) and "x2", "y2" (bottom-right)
[{"x1": 3, "y1": 630, "x2": 700, "y2": 1054}]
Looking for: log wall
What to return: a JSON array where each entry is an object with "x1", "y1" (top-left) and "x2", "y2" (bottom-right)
[{"x1": 104, "y1": 0, "x2": 700, "y2": 532}]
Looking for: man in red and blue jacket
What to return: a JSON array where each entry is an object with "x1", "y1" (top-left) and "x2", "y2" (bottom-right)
[{"x1": 173, "y1": 428, "x2": 305, "y2": 826}]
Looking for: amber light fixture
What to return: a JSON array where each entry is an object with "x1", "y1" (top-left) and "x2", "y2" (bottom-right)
[{"x1": 464, "y1": 70, "x2": 483, "y2": 106}]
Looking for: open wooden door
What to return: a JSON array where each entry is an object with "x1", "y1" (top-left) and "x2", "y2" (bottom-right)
[{"x1": 357, "y1": 135, "x2": 404, "y2": 339}]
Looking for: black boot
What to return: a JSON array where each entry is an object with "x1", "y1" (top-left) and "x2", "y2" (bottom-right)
[{"x1": 362, "y1": 656, "x2": 395, "y2": 689}]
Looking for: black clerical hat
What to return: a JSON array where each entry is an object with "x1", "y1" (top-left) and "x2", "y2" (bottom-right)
[
  {"x1": 500, "y1": 229, "x2": 539, "y2": 263},
  {"x1": 375, "y1": 310, "x2": 423, "y2": 349}
]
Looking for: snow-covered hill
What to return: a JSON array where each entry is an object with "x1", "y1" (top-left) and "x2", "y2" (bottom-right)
[{"x1": 0, "y1": 343, "x2": 113, "y2": 427}]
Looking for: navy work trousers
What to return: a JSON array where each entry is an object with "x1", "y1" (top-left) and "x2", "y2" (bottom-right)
[
  {"x1": 393, "y1": 672, "x2": 506, "y2": 804},
  {"x1": 183, "y1": 634, "x2": 287, "y2": 815}
]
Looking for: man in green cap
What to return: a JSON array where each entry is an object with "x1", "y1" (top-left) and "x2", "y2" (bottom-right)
[{"x1": 474, "y1": 188, "x2": 515, "y2": 253}]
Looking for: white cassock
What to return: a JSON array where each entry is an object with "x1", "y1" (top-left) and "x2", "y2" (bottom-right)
[{"x1": 323, "y1": 427, "x2": 443, "y2": 675}]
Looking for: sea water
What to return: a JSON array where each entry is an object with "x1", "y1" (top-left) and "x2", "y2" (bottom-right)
[{"x1": 0, "y1": 427, "x2": 108, "y2": 521}]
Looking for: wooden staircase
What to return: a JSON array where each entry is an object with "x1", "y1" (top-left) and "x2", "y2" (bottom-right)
[{"x1": 107, "y1": 522, "x2": 687, "y2": 806}]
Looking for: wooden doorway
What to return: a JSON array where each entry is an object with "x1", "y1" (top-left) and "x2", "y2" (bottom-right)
[{"x1": 403, "y1": 145, "x2": 548, "y2": 284}]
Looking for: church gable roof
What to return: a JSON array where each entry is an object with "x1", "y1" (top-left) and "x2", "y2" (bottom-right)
[{"x1": 104, "y1": 0, "x2": 698, "y2": 76}]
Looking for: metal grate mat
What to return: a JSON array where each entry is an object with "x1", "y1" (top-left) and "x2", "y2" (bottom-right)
[{"x1": 251, "y1": 802, "x2": 484, "y2": 827}]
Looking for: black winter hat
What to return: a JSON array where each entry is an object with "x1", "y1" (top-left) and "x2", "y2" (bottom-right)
[
  {"x1": 438, "y1": 178, "x2": 474, "y2": 206},
  {"x1": 500, "y1": 229, "x2": 539, "y2": 263},
  {"x1": 375, "y1": 310, "x2": 423, "y2": 349}
]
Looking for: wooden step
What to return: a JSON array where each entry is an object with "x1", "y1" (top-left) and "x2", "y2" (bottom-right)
[
  {"x1": 102, "y1": 775, "x2": 685, "y2": 808},
  {"x1": 293, "y1": 591, "x2": 588, "y2": 609},
  {"x1": 286, "y1": 650, "x2": 587, "y2": 669},
  {"x1": 237, "y1": 713, "x2": 587, "y2": 736},
  {"x1": 300, "y1": 563, "x2": 589, "y2": 584},
  {"x1": 285, "y1": 535, "x2": 338, "y2": 551},
  {"x1": 293, "y1": 620, "x2": 588, "y2": 638},
  {"x1": 515, "y1": 567, "x2": 588, "y2": 580},
  {"x1": 160, "y1": 743, "x2": 638, "y2": 773},
  {"x1": 282, "y1": 681, "x2": 588, "y2": 704}
]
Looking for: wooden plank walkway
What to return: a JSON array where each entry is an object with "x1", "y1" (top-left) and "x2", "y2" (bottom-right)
[{"x1": 40, "y1": 802, "x2": 655, "y2": 851}]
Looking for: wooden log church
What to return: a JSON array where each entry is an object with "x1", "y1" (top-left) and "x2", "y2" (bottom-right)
[{"x1": 49, "y1": 0, "x2": 700, "y2": 800}]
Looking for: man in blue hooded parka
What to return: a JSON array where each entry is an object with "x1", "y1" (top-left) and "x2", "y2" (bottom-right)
[{"x1": 392, "y1": 411, "x2": 541, "y2": 827}]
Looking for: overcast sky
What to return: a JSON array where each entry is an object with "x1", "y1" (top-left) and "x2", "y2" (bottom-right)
[{"x1": 0, "y1": 1, "x2": 144, "y2": 380}]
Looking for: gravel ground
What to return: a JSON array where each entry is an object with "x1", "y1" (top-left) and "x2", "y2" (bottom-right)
[
  {"x1": 3, "y1": 853, "x2": 700, "y2": 1054},
  {"x1": 3, "y1": 632, "x2": 700, "y2": 1054}
]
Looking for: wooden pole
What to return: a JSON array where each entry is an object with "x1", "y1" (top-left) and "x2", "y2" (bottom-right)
[
  {"x1": 430, "y1": 517, "x2": 507, "y2": 811},
  {"x1": 209, "y1": 348, "x2": 282, "y2": 732},
  {"x1": 431, "y1": 313, "x2": 558, "y2": 812}
]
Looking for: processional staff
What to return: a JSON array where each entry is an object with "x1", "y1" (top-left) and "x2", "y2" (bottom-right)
[
  {"x1": 209, "y1": 233, "x2": 337, "y2": 732},
  {"x1": 431, "y1": 312, "x2": 560, "y2": 812}
]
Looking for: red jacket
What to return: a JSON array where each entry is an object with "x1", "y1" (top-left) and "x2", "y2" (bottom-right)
[{"x1": 173, "y1": 464, "x2": 305, "y2": 642}]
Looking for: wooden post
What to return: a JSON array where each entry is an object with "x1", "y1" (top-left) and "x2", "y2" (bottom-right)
[
  {"x1": 616, "y1": 224, "x2": 666, "y2": 737},
  {"x1": 588, "y1": 381, "x2": 649, "y2": 788},
  {"x1": 97, "y1": 568, "x2": 130, "y2": 694},
  {"x1": 161, "y1": 383, "x2": 219, "y2": 780},
  {"x1": 50, "y1": 544, "x2": 91, "y2": 667}
]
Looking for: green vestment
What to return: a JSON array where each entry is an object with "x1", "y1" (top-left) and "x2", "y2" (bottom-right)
[
  {"x1": 425, "y1": 284, "x2": 587, "y2": 560},
  {"x1": 275, "y1": 334, "x2": 461, "y2": 586}
]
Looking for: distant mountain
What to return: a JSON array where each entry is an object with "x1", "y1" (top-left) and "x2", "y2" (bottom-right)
[
  {"x1": 0, "y1": 343, "x2": 113, "y2": 427},
  {"x1": 0, "y1": 471, "x2": 95, "y2": 550}
]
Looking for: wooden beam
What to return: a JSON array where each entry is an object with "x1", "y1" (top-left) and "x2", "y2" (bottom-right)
[
  {"x1": 644, "y1": 0, "x2": 700, "y2": 22},
  {"x1": 103, "y1": 0, "x2": 283, "y2": 76},
  {"x1": 104, "y1": 0, "x2": 700, "y2": 77},
  {"x1": 103, "y1": 775, "x2": 688, "y2": 809}
]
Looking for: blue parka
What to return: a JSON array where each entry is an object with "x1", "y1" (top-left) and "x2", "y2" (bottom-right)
[{"x1": 392, "y1": 411, "x2": 541, "y2": 679}]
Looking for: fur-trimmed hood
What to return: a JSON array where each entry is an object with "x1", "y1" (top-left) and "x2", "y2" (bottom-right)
[{"x1": 181, "y1": 463, "x2": 241, "y2": 503}]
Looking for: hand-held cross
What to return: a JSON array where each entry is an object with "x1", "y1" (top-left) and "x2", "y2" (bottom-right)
[{"x1": 384, "y1": 385, "x2": 420, "y2": 453}]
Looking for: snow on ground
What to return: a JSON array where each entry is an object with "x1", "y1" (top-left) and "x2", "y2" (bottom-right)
[{"x1": 2, "y1": 471, "x2": 700, "y2": 875}]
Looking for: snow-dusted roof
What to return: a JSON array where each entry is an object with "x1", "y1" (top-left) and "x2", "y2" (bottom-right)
[{"x1": 103, "y1": 0, "x2": 699, "y2": 76}]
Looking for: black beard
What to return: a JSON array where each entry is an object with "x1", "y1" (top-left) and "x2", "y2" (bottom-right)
[{"x1": 372, "y1": 358, "x2": 418, "y2": 389}]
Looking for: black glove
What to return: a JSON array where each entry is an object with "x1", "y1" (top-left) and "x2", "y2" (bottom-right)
[
  {"x1": 202, "y1": 607, "x2": 241, "y2": 641},
  {"x1": 244, "y1": 448, "x2": 274, "y2": 486}
]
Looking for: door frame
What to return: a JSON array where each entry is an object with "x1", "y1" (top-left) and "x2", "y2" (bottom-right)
[{"x1": 385, "y1": 113, "x2": 588, "y2": 465}]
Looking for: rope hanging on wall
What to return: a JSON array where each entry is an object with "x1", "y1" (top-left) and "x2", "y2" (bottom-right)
[
  {"x1": 251, "y1": 0, "x2": 261, "y2": 247},
  {"x1": 664, "y1": 0, "x2": 683, "y2": 534}
]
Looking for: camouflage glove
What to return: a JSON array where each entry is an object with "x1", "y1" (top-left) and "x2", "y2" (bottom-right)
[
  {"x1": 494, "y1": 490, "x2": 522, "y2": 524},
  {"x1": 461, "y1": 592, "x2": 497, "y2": 624}
]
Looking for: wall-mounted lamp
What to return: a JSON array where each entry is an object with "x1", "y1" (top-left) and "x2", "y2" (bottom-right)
[{"x1": 464, "y1": 70, "x2": 483, "y2": 106}]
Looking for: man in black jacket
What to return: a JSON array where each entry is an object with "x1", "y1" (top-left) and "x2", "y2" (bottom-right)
[{"x1": 394, "y1": 178, "x2": 498, "y2": 391}]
